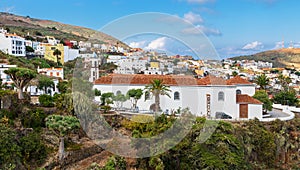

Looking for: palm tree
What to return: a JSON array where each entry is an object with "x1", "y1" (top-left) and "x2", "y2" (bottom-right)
[
  {"x1": 255, "y1": 74, "x2": 269, "y2": 90},
  {"x1": 144, "y1": 79, "x2": 171, "y2": 113},
  {"x1": 53, "y1": 49, "x2": 62, "y2": 66},
  {"x1": 277, "y1": 74, "x2": 291, "y2": 91}
]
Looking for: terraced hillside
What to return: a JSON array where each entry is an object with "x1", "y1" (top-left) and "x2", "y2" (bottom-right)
[{"x1": 0, "y1": 12, "x2": 127, "y2": 47}]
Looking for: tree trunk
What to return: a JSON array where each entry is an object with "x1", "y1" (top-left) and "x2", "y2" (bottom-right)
[
  {"x1": 18, "y1": 89, "x2": 24, "y2": 100},
  {"x1": 56, "y1": 55, "x2": 59, "y2": 66},
  {"x1": 59, "y1": 137, "x2": 65, "y2": 162},
  {"x1": 155, "y1": 91, "x2": 160, "y2": 113}
]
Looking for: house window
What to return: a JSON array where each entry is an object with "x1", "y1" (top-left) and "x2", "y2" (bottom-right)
[
  {"x1": 236, "y1": 89, "x2": 242, "y2": 95},
  {"x1": 145, "y1": 91, "x2": 150, "y2": 100},
  {"x1": 116, "y1": 90, "x2": 121, "y2": 95},
  {"x1": 174, "y1": 92, "x2": 180, "y2": 100},
  {"x1": 218, "y1": 91, "x2": 224, "y2": 101}
]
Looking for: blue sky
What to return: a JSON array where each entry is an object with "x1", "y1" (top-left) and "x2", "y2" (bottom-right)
[{"x1": 1, "y1": 0, "x2": 300, "y2": 58}]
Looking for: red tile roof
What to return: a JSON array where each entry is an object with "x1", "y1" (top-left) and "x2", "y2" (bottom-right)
[
  {"x1": 197, "y1": 75, "x2": 227, "y2": 85},
  {"x1": 226, "y1": 76, "x2": 252, "y2": 85},
  {"x1": 236, "y1": 94, "x2": 262, "y2": 104},
  {"x1": 95, "y1": 74, "x2": 248, "y2": 86},
  {"x1": 94, "y1": 74, "x2": 198, "y2": 86}
]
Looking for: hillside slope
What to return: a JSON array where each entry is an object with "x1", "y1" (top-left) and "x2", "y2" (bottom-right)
[
  {"x1": 0, "y1": 12, "x2": 127, "y2": 47},
  {"x1": 230, "y1": 48, "x2": 300, "y2": 68}
]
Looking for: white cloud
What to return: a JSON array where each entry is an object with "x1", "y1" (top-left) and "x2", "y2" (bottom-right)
[
  {"x1": 182, "y1": 25, "x2": 222, "y2": 36},
  {"x1": 128, "y1": 41, "x2": 146, "y2": 48},
  {"x1": 183, "y1": 12, "x2": 203, "y2": 24},
  {"x1": 145, "y1": 37, "x2": 170, "y2": 50},
  {"x1": 293, "y1": 42, "x2": 300, "y2": 48},
  {"x1": 1, "y1": 6, "x2": 15, "y2": 13},
  {"x1": 242, "y1": 41, "x2": 264, "y2": 50},
  {"x1": 274, "y1": 41, "x2": 284, "y2": 49},
  {"x1": 157, "y1": 12, "x2": 222, "y2": 37}
]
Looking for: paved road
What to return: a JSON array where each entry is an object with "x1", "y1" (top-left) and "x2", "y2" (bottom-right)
[{"x1": 268, "y1": 109, "x2": 290, "y2": 118}]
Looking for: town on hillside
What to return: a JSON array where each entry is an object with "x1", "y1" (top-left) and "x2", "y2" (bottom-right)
[{"x1": 0, "y1": 27, "x2": 299, "y2": 122}]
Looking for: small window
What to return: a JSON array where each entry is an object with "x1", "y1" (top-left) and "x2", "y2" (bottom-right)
[
  {"x1": 218, "y1": 91, "x2": 224, "y2": 101},
  {"x1": 116, "y1": 90, "x2": 121, "y2": 95},
  {"x1": 236, "y1": 89, "x2": 242, "y2": 95},
  {"x1": 145, "y1": 91, "x2": 150, "y2": 100},
  {"x1": 174, "y1": 92, "x2": 180, "y2": 100}
]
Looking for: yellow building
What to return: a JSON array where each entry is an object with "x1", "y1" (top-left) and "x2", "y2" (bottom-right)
[
  {"x1": 150, "y1": 61, "x2": 160, "y2": 68},
  {"x1": 195, "y1": 69, "x2": 204, "y2": 76},
  {"x1": 44, "y1": 44, "x2": 64, "y2": 65}
]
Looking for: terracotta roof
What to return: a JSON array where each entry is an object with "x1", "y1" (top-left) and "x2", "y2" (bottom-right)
[
  {"x1": 226, "y1": 76, "x2": 252, "y2": 85},
  {"x1": 94, "y1": 74, "x2": 198, "y2": 86},
  {"x1": 197, "y1": 75, "x2": 227, "y2": 85},
  {"x1": 95, "y1": 74, "x2": 250, "y2": 86},
  {"x1": 236, "y1": 94, "x2": 262, "y2": 104}
]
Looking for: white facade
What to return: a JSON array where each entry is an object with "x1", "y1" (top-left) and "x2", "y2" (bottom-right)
[
  {"x1": 64, "y1": 46, "x2": 80, "y2": 62},
  {"x1": 27, "y1": 79, "x2": 60, "y2": 97},
  {"x1": 46, "y1": 36, "x2": 59, "y2": 45},
  {"x1": 0, "y1": 28, "x2": 26, "y2": 57},
  {"x1": 78, "y1": 52, "x2": 98, "y2": 59},
  {"x1": 37, "y1": 67, "x2": 64, "y2": 80},
  {"x1": 144, "y1": 67, "x2": 162, "y2": 75},
  {"x1": 114, "y1": 59, "x2": 147, "y2": 74},
  {"x1": 94, "y1": 75, "x2": 263, "y2": 120},
  {"x1": 84, "y1": 57, "x2": 101, "y2": 82}
]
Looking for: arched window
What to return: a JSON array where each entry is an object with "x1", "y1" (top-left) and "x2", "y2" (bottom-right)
[
  {"x1": 116, "y1": 90, "x2": 121, "y2": 95},
  {"x1": 236, "y1": 89, "x2": 242, "y2": 95},
  {"x1": 174, "y1": 92, "x2": 180, "y2": 100},
  {"x1": 145, "y1": 91, "x2": 150, "y2": 100},
  {"x1": 218, "y1": 91, "x2": 224, "y2": 101}
]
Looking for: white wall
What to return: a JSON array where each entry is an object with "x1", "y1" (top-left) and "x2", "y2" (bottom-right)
[
  {"x1": 27, "y1": 79, "x2": 60, "y2": 97},
  {"x1": 236, "y1": 85, "x2": 255, "y2": 96},
  {"x1": 94, "y1": 84, "x2": 243, "y2": 118},
  {"x1": 64, "y1": 46, "x2": 79, "y2": 62},
  {"x1": 248, "y1": 104, "x2": 263, "y2": 120}
]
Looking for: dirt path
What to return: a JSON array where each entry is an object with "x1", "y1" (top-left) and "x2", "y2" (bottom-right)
[{"x1": 65, "y1": 151, "x2": 113, "y2": 170}]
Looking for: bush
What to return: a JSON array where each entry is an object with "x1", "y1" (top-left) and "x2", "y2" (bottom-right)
[
  {"x1": 39, "y1": 94, "x2": 54, "y2": 107},
  {"x1": 0, "y1": 124, "x2": 21, "y2": 169},
  {"x1": 19, "y1": 132, "x2": 47, "y2": 166},
  {"x1": 101, "y1": 105, "x2": 111, "y2": 113},
  {"x1": 21, "y1": 109, "x2": 47, "y2": 129}
]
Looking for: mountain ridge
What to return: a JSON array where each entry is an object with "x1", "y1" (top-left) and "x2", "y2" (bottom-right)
[{"x1": 230, "y1": 48, "x2": 300, "y2": 68}]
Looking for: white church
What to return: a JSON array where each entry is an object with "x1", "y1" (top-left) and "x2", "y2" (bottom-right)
[{"x1": 93, "y1": 74, "x2": 263, "y2": 120}]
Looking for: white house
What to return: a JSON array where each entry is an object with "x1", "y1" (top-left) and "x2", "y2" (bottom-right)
[
  {"x1": 27, "y1": 79, "x2": 60, "y2": 97},
  {"x1": 144, "y1": 67, "x2": 162, "y2": 75},
  {"x1": 37, "y1": 67, "x2": 64, "y2": 80},
  {"x1": 0, "y1": 28, "x2": 26, "y2": 57},
  {"x1": 64, "y1": 46, "x2": 80, "y2": 62},
  {"x1": 114, "y1": 58, "x2": 148, "y2": 74},
  {"x1": 94, "y1": 74, "x2": 263, "y2": 120},
  {"x1": 84, "y1": 57, "x2": 102, "y2": 82}
]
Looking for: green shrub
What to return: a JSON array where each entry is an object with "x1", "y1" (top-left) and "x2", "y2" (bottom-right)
[
  {"x1": 0, "y1": 124, "x2": 21, "y2": 169},
  {"x1": 21, "y1": 109, "x2": 47, "y2": 130},
  {"x1": 19, "y1": 132, "x2": 47, "y2": 166},
  {"x1": 101, "y1": 105, "x2": 111, "y2": 113},
  {"x1": 39, "y1": 94, "x2": 54, "y2": 107}
]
